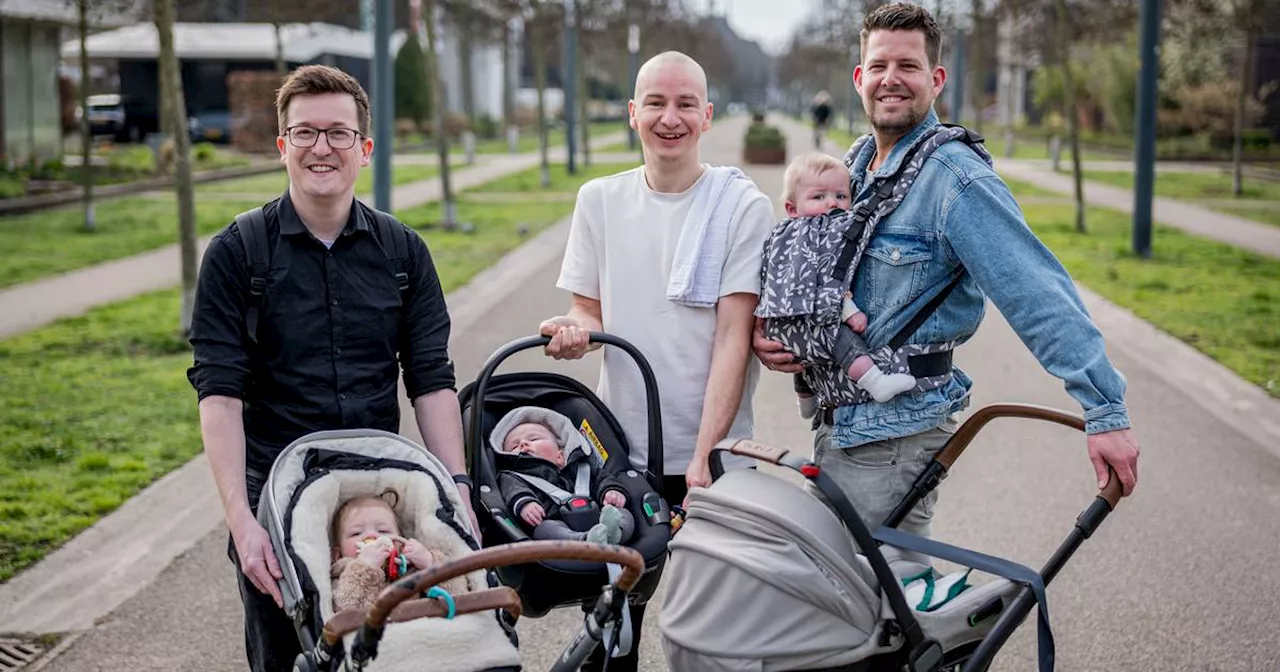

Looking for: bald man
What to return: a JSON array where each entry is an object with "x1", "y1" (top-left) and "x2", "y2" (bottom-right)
[{"x1": 538, "y1": 51, "x2": 774, "y2": 670}]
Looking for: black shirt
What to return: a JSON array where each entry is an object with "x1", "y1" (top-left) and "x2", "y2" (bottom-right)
[{"x1": 187, "y1": 191, "x2": 455, "y2": 474}]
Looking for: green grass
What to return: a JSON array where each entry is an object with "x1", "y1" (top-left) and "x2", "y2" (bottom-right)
[
  {"x1": 1002, "y1": 177, "x2": 1068, "y2": 199},
  {"x1": 0, "y1": 290, "x2": 203, "y2": 583},
  {"x1": 465, "y1": 161, "x2": 640, "y2": 194},
  {"x1": 1198, "y1": 203, "x2": 1280, "y2": 229},
  {"x1": 198, "y1": 163, "x2": 443, "y2": 196},
  {"x1": 1083, "y1": 170, "x2": 1280, "y2": 202},
  {"x1": 0, "y1": 164, "x2": 595, "y2": 584},
  {"x1": 0, "y1": 197, "x2": 263, "y2": 289},
  {"x1": 1023, "y1": 203, "x2": 1280, "y2": 398}
]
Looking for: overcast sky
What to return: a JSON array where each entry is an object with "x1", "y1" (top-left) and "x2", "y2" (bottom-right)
[{"x1": 683, "y1": 0, "x2": 815, "y2": 54}]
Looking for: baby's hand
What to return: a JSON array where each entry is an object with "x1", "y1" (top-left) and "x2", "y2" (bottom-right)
[
  {"x1": 602, "y1": 490, "x2": 627, "y2": 508},
  {"x1": 520, "y1": 502, "x2": 546, "y2": 527},
  {"x1": 397, "y1": 536, "x2": 436, "y2": 571},
  {"x1": 356, "y1": 536, "x2": 393, "y2": 568},
  {"x1": 845, "y1": 311, "x2": 867, "y2": 333}
]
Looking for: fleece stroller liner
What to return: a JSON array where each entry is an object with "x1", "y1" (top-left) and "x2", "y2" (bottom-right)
[
  {"x1": 258, "y1": 429, "x2": 522, "y2": 672},
  {"x1": 660, "y1": 468, "x2": 1020, "y2": 672}
]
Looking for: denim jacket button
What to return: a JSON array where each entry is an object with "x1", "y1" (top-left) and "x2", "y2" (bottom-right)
[{"x1": 890, "y1": 248, "x2": 901, "y2": 261}]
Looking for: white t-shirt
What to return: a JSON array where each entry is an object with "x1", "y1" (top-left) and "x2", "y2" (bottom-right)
[{"x1": 557, "y1": 165, "x2": 775, "y2": 475}]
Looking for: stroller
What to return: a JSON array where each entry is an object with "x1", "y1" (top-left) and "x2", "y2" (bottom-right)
[
  {"x1": 456, "y1": 333, "x2": 674, "y2": 649},
  {"x1": 660, "y1": 403, "x2": 1125, "y2": 672},
  {"x1": 259, "y1": 428, "x2": 650, "y2": 672}
]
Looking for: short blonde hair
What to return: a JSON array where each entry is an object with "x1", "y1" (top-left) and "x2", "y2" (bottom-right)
[{"x1": 783, "y1": 153, "x2": 847, "y2": 203}]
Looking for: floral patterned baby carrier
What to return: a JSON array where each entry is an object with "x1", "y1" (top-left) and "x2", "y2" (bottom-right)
[{"x1": 757, "y1": 124, "x2": 992, "y2": 407}]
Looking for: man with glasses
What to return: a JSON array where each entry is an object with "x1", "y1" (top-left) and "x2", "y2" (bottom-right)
[{"x1": 186, "y1": 65, "x2": 476, "y2": 672}]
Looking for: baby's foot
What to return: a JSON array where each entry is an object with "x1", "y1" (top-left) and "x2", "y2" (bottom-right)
[
  {"x1": 856, "y1": 367, "x2": 917, "y2": 403},
  {"x1": 599, "y1": 505, "x2": 624, "y2": 544},
  {"x1": 586, "y1": 523, "x2": 610, "y2": 544}
]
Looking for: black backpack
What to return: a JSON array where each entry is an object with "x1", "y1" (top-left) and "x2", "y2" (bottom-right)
[{"x1": 233, "y1": 205, "x2": 411, "y2": 345}]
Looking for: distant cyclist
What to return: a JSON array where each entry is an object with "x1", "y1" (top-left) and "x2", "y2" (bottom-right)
[{"x1": 811, "y1": 90, "x2": 833, "y2": 148}]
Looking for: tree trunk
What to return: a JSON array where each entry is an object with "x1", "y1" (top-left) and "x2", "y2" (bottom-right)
[
  {"x1": 156, "y1": 0, "x2": 198, "y2": 334},
  {"x1": 502, "y1": 17, "x2": 515, "y2": 133},
  {"x1": 78, "y1": 0, "x2": 95, "y2": 233},
  {"x1": 1232, "y1": 19, "x2": 1257, "y2": 198},
  {"x1": 274, "y1": 22, "x2": 286, "y2": 76},
  {"x1": 458, "y1": 7, "x2": 477, "y2": 128},
  {"x1": 1055, "y1": 0, "x2": 1085, "y2": 233},
  {"x1": 424, "y1": 0, "x2": 457, "y2": 228},
  {"x1": 576, "y1": 9, "x2": 590, "y2": 167},
  {"x1": 531, "y1": 12, "x2": 551, "y2": 188},
  {"x1": 969, "y1": 0, "x2": 984, "y2": 135}
]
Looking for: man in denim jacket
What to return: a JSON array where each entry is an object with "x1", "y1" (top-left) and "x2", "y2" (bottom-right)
[{"x1": 753, "y1": 2, "x2": 1140, "y2": 543}]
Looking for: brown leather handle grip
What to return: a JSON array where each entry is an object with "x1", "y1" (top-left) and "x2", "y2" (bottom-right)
[
  {"x1": 323, "y1": 587, "x2": 522, "y2": 644},
  {"x1": 727, "y1": 438, "x2": 790, "y2": 465},
  {"x1": 364, "y1": 541, "x2": 644, "y2": 634},
  {"x1": 936, "y1": 403, "x2": 1123, "y2": 507}
]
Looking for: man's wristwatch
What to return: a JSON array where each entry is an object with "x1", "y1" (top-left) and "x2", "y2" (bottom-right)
[{"x1": 452, "y1": 473, "x2": 474, "y2": 490}]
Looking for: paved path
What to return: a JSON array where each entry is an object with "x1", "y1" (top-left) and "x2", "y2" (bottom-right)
[
  {"x1": 7, "y1": 116, "x2": 1280, "y2": 672},
  {"x1": 0, "y1": 133, "x2": 627, "y2": 341}
]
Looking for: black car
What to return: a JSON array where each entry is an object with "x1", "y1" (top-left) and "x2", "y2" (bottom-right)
[{"x1": 85, "y1": 94, "x2": 160, "y2": 143}]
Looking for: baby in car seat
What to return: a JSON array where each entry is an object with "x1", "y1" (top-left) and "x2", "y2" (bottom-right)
[
  {"x1": 329, "y1": 489, "x2": 468, "y2": 612},
  {"x1": 492, "y1": 406, "x2": 635, "y2": 545}
]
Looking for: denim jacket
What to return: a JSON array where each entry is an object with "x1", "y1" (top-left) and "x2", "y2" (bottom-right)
[{"x1": 831, "y1": 109, "x2": 1131, "y2": 448}]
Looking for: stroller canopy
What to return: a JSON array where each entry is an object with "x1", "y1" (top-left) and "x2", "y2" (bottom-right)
[{"x1": 660, "y1": 468, "x2": 894, "y2": 671}]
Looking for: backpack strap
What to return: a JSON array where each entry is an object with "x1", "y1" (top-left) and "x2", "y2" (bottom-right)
[
  {"x1": 368, "y1": 209, "x2": 411, "y2": 293},
  {"x1": 235, "y1": 207, "x2": 270, "y2": 345},
  {"x1": 831, "y1": 136, "x2": 934, "y2": 282}
]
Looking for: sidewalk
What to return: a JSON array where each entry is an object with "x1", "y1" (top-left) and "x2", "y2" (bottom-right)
[{"x1": 0, "y1": 132, "x2": 626, "y2": 341}]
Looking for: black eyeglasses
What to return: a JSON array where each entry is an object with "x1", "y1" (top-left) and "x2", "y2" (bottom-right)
[{"x1": 285, "y1": 126, "x2": 361, "y2": 150}]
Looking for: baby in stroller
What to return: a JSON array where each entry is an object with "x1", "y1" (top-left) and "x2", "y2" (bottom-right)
[
  {"x1": 329, "y1": 489, "x2": 471, "y2": 613},
  {"x1": 493, "y1": 406, "x2": 635, "y2": 545}
]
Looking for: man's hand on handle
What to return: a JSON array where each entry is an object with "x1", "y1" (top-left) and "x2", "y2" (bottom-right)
[
  {"x1": 1088, "y1": 428, "x2": 1140, "y2": 497},
  {"x1": 539, "y1": 316, "x2": 593, "y2": 360},
  {"x1": 752, "y1": 318, "x2": 804, "y2": 373},
  {"x1": 231, "y1": 515, "x2": 284, "y2": 608}
]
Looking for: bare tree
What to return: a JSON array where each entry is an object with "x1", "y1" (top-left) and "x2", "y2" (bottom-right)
[
  {"x1": 77, "y1": 0, "x2": 95, "y2": 233},
  {"x1": 1053, "y1": 0, "x2": 1086, "y2": 233},
  {"x1": 1229, "y1": 0, "x2": 1263, "y2": 197},
  {"x1": 424, "y1": 0, "x2": 459, "y2": 228},
  {"x1": 529, "y1": 0, "x2": 553, "y2": 187},
  {"x1": 154, "y1": 0, "x2": 198, "y2": 333}
]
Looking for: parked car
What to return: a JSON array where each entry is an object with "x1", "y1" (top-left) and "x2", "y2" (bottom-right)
[
  {"x1": 187, "y1": 109, "x2": 234, "y2": 144},
  {"x1": 84, "y1": 94, "x2": 160, "y2": 143}
]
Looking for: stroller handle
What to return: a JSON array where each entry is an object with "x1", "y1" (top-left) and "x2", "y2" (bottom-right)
[
  {"x1": 467, "y1": 332, "x2": 665, "y2": 490},
  {"x1": 362, "y1": 540, "x2": 645, "y2": 634},
  {"x1": 322, "y1": 586, "x2": 523, "y2": 645}
]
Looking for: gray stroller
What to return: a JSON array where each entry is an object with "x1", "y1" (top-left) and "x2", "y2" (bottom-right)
[{"x1": 660, "y1": 403, "x2": 1125, "y2": 672}]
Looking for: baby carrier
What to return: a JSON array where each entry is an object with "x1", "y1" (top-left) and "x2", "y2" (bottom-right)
[
  {"x1": 757, "y1": 125, "x2": 992, "y2": 408},
  {"x1": 256, "y1": 429, "x2": 523, "y2": 672},
  {"x1": 457, "y1": 332, "x2": 673, "y2": 656},
  {"x1": 660, "y1": 403, "x2": 1126, "y2": 672}
]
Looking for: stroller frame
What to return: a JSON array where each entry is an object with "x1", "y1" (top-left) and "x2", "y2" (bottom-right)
[{"x1": 713, "y1": 403, "x2": 1124, "y2": 672}]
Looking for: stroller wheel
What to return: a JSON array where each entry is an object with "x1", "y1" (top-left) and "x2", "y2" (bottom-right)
[{"x1": 292, "y1": 652, "x2": 318, "y2": 672}]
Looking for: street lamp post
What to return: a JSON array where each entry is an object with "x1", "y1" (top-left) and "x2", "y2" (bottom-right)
[
  {"x1": 1132, "y1": 0, "x2": 1162, "y2": 258},
  {"x1": 563, "y1": 0, "x2": 578, "y2": 175},
  {"x1": 372, "y1": 0, "x2": 392, "y2": 212},
  {"x1": 628, "y1": 23, "x2": 639, "y2": 150}
]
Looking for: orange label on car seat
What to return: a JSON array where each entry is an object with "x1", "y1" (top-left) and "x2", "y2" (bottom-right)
[{"x1": 579, "y1": 419, "x2": 608, "y2": 464}]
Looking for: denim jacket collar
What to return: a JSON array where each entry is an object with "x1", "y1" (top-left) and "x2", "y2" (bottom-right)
[{"x1": 850, "y1": 108, "x2": 942, "y2": 186}]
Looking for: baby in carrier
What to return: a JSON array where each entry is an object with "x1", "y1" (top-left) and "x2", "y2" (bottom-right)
[
  {"x1": 329, "y1": 489, "x2": 469, "y2": 613},
  {"x1": 765, "y1": 153, "x2": 918, "y2": 418},
  {"x1": 492, "y1": 406, "x2": 635, "y2": 545}
]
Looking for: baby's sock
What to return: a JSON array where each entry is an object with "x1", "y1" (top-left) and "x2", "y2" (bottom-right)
[
  {"x1": 856, "y1": 366, "x2": 917, "y2": 403},
  {"x1": 599, "y1": 505, "x2": 624, "y2": 544},
  {"x1": 586, "y1": 524, "x2": 610, "y2": 544}
]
